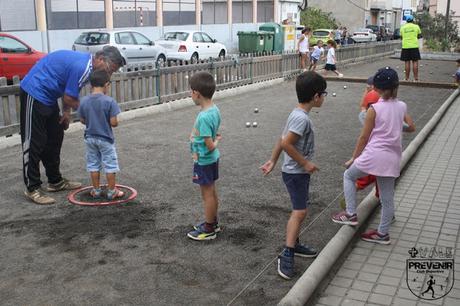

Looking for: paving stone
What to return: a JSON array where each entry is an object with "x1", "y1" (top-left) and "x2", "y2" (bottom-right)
[
  {"x1": 324, "y1": 285, "x2": 347, "y2": 297},
  {"x1": 351, "y1": 280, "x2": 374, "y2": 292},
  {"x1": 340, "y1": 299, "x2": 365, "y2": 306},
  {"x1": 318, "y1": 295, "x2": 342, "y2": 306},
  {"x1": 337, "y1": 268, "x2": 359, "y2": 279},
  {"x1": 392, "y1": 297, "x2": 417, "y2": 306},
  {"x1": 373, "y1": 284, "x2": 397, "y2": 296},
  {"x1": 368, "y1": 293, "x2": 392, "y2": 305},
  {"x1": 377, "y1": 275, "x2": 401, "y2": 287},
  {"x1": 345, "y1": 289, "x2": 369, "y2": 302},
  {"x1": 330, "y1": 276, "x2": 353, "y2": 288},
  {"x1": 357, "y1": 272, "x2": 379, "y2": 282}
]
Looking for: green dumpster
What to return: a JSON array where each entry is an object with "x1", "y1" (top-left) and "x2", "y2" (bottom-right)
[
  {"x1": 237, "y1": 31, "x2": 265, "y2": 53},
  {"x1": 259, "y1": 23, "x2": 284, "y2": 52},
  {"x1": 259, "y1": 31, "x2": 274, "y2": 53}
]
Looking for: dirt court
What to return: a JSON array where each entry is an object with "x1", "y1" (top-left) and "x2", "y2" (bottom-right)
[{"x1": 0, "y1": 59, "x2": 455, "y2": 305}]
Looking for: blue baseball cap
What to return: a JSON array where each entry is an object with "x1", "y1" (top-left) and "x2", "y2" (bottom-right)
[
  {"x1": 406, "y1": 15, "x2": 414, "y2": 22},
  {"x1": 373, "y1": 67, "x2": 399, "y2": 90}
]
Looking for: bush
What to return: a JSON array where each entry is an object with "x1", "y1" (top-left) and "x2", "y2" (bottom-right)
[
  {"x1": 416, "y1": 11, "x2": 459, "y2": 51},
  {"x1": 300, "y1": 7, "x2": 338, "y2": 30}
]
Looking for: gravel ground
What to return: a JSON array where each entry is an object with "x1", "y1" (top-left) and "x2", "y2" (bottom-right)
[{"x1": 0, "y1": 59, "x2": 455, "y2": 305}]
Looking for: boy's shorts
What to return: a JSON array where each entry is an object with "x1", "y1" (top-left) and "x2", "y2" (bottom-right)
[
  {"x1": 282, "y1": 172, "x2": 311, "y2": 210},
  {"x1": 310, "y1": 56, "x2": 319, "y2": 64},
  {"x1": 193, "y1": 160, "x2": 219, "y2": 185},
  {"x1": 325, "y1": 64, "x2": 337, "y2": 71},
  {"x1": 85, "y1": 137, "x2": 120, "y2": 173}
]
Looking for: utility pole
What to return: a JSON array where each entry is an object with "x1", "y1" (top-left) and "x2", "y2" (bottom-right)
[{"x1": 445, "y1": 0, "x2": 451, "y2": 48}]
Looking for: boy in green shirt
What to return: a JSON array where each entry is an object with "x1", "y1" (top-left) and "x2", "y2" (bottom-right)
[
  {"x1": 400, "y1": 15, "x2": 422, "y2": 81},
  {"x1": 187, "y1": 72, "x2": 222, "y2": 241}
]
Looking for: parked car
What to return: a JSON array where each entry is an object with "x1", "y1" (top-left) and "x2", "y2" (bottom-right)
[
  {"x1": 72, "y1": 30, "x2": 168, "y2": 66},
  {"x1": 309, "y1": 29, "x2": 334, "y2": 46},
  {"x1": 351, "y1": 28, "x2": 377, "y2": 43},
  {"x1": 155, "y1": 31, "x2": 227, "y2": 63},
  {"x1": 365, "y1": 25, "x2": 386, "y2": 41},
  {"x1": 0, "y1": 33, "x2": 46, "y2": 81}
]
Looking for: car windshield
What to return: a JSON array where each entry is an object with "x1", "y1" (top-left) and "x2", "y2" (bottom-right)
[
  {"x1": 356, "y1": 29, "x2": 369, "y2": 32},
  {"x1": 75, "y1": 33, "x2": 110, "y2": 45},
  {"x1": 162, "y1": 32, "x2": 189, "y2": 41},
  {"x1": 313, "y1": 31, "x2": 330, "y2": 36}
]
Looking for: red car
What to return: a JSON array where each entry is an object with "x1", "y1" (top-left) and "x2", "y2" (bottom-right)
[{"x1": 0, "y1": 33, "x2": 46, "y2": 81}]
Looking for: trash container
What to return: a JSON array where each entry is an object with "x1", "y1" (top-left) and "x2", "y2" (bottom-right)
[
  {"x1": 260, "y1": 31, "x2": 274, "y2": 53},
  {"x1": 259, "y1": 23, "x2": 284, "y2": 52},
  {"x1": 237, "y1": 31, "x2": 265, "y2": 53}
]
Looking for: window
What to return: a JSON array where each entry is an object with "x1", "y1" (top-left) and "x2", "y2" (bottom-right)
[
  {"x1": 193, "y1": 32, "x2": 204, "y2": 42},
  {"x1": 0, "y1": 0, "x2": 37, "y2": 31},
  {"x1": 162, "y1": 32, "x2": 189, "y2": 41},
  {"x1": 202, "y1": 0, "x2": 227, "y2": 24},
  {"x1": 201, "y1": 33, "x2": 213, "y2": 43},
  {"x1": 232, "y1": 0, "x2": 252, "y2": 24},
  {"x1": 0, "y1": 36, "x2": 29, "y2": 53},
  {"x1": 163, "y1": 0, "x2": 196, "y2": 26},
  {"x1": 257, "y1": 0, "x2": 274, "y2": 23},
  {"x1": 46, "y1": 0, "x2": 105, "y2": 30},
  {"x1": 131, "y1": 32, "x2": 151, "y2": 44},
  {"x1": 113, "y1": 0, "x2": 156, "y2": 28},
  {"x1": 116, "y1": 32, "x2": 136, "y2": 44},
  {"x1": 74, "y1": 32, "x2": 110, "y2": 45}
]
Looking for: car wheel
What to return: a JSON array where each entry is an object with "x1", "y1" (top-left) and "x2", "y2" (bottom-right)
[
  {"x1": 218, "y1": 50, "x2": 225, "y2": 60},
  {"x1": 156, "y1": 54, "x2": 166, "y2": 67},
  {"x1": 191, "y1": 53, "x2": 199, "y2": 64}
]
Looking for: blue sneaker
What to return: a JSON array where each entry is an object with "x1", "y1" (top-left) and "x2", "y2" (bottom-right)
[
  {"x1": 294, "y1": 243, "x2": 318, "y2": 258},
  {"x1": 277, "y1": 253, "x2": 295, "y2": 280},
  {"x1": 187, "y1": 224, "x2": 216, "y2": 241},
  {"x1": 193, "y1": 221, "x2": 222, "y2": 233}
]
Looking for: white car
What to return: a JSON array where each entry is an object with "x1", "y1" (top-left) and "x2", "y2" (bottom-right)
[
  {"x1": 72, "y1": 30, "x2": 168, "y2": 66},
  {"x1": 155, "y1": 31, "x2": 227, "y2": 63},
  {"x1": 351, "y1": 28, "x2": 377, "y2": 43}
]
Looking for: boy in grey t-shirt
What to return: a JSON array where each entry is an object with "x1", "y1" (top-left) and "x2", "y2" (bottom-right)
[{"x1": 261, "y1": 71, "x2": 327, "y2": 280}]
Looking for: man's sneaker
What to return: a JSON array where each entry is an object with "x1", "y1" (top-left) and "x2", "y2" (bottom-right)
[
  {"x1": 294, "y1": 243, "x2": 318, "y2": 258},
  {"x1": 278, "y1": 253, "x2": 295, "y2": 280},
  {"x1": 46, "y1": 178, "x2": 82, "y2": 192},
  {"x1": 361, "y1": 229, "x2": 390, "y2": 245},
  {"x1": 187, "y1": 224, "x2": 216, "y2": 241},
  {"x1": 24, "y1": 189, "x2": 55, "y2": 205},
  {"x1": 193, "y1": 221, "x2": 222, "y2": 233},
  {"x1": 332, "y1": 211, "x2": 358, "y2": 226}
]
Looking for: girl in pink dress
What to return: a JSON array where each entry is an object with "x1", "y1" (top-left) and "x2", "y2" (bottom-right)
[{"x1": 332, "y1": 67, "x2": 415, "y2": 244}]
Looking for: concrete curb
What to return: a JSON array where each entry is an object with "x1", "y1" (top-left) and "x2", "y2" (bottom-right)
[
  {"x1": 279, "y1": 88, "x2": 460, "y2": 306},
  {"x1": 0, "y1": 78, "x2": 284, "y2": 151}
]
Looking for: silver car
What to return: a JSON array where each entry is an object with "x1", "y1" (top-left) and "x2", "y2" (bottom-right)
[{"x1": 72, "y1": 30, "x2": 168, "y2": 66}]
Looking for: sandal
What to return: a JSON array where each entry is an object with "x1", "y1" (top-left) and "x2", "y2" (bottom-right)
[
  {"x1": 90, "y1": 188, "x2": 102, "y2": 199},
  {"x1": 107, "y1": 188, "x2": 125, "y2": 200}
]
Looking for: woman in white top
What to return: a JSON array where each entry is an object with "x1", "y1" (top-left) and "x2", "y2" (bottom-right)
[{"x1": 298, "y1": 28, "x2": 311, "y2": 71}]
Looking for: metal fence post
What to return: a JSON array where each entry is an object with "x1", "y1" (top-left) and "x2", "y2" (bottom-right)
[{"x1": 155, "y1": 63, "x2": 161, "y2": 103}]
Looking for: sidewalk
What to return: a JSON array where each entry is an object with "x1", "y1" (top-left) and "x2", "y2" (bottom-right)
[{"x1": 316, "y1": 96, "x2": 460, "y2": 306}]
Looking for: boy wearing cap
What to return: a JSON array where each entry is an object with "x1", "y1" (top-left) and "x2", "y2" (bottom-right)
[{"x1": 400, "y1": 15, "x2": 422, "y2": 81}]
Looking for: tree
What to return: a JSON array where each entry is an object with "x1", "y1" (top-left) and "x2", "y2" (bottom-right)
[
  {"x1": 416, "y1": 11, "x2": 459, "y2": 51},
  {"x1": 300, "y1": 7, "x2": 338, "y2": 30}
]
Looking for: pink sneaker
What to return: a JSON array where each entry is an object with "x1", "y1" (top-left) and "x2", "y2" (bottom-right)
[
  {"x1": 361, "y1": 229, "x2": 390, "y2": 245},
  {"x1": 331, "y1": 211, "x2": 358, "y2": 226}
]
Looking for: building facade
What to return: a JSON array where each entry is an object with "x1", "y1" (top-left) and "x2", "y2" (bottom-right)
[
  {"x1": 0, "y1": 0, "x2": 302, "y2": 52},
  {"x1": 428, "y1": 0, "x2": 460, "y2": 25}
]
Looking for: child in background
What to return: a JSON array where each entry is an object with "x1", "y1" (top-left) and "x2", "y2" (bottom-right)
[
  {"x1": 261, "y1": 71, "x2": 327, "y2": 279},
  {"x1": 309, "y1": 40, "x2": 325, "y2": 71},
  {"x1": 324, "y1": 40, "x2": 343, "y2": 77},
  {"x1": 298, "y1": 28, "x2": 311, "y2": 72},
  {"x1": 454, "y1": 59, "x2": 460, "y2": 86},
  {"x1": 332, "y1": 67, "x2": 415, "y2": 244},
  {"x1": 187, "y1": 71, "x2": 222, "y2": 241},
  {"x1": 78, "y1": 70, "x2": 123, "y2": 200}
]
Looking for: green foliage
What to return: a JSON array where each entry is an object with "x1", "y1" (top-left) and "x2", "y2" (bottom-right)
[
  {"x1": 300, "y1": 7, "x2": 338, "y2": 30},
  {"x1": 416, "y1": 11, "x2": 460, "y2": 51}
]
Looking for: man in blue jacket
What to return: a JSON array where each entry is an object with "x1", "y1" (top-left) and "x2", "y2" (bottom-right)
[{"x1": 20, "y1": 46, "x2": 124, "y2": 205}]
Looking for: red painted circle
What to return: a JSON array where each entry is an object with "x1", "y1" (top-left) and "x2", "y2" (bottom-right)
[{"x1": 68, "y1": 184, "x2": 138, "y2": 206}]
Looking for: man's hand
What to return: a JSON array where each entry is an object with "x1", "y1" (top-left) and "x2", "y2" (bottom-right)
[
  {"x1": 303, "y1": 161, "x2": 319, "y2": 173},
  {"x1": 260, "y1": 160, "x2": 275, "y2": 176},
  {"x1": 59, "y1": 111, "x2": 71, "y2": 130}
]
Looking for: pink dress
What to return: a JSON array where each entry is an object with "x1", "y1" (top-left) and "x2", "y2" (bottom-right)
[{"x1": 354, "y1": 98, "x2": 407, "y2": 177}]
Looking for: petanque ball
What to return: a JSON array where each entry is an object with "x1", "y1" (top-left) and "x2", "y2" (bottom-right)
[
  {"x1": 343, "y1": 85, "x2": 347, "y2": 89},
  {"x1": 332, "y1": 93, "x2": 337, "y2": 97},
  {"x1": 246, "y1": 122, "x2": 251, "y2": 128},
  {"x1": 254, "y1": 108, "x2": 259, "y2": 113},
  {"x1": 252, "y1": 122, "x2": 258, "y2": 127}
]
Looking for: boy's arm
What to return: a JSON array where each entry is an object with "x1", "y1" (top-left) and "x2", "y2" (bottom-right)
[
  {"x1": 281, "y1": 131, "x2": 318, "y2": 173},
  {"x1": 403, "y1": 113, "x2": 416, "y2": 133},
  {"x1": 346, "y1": 106, "x2": 375, "y2": 167},
  {"x1": 261, "y1": 137, "x2": 283, "y2": 175},
  {"x1": 203, "y1": 135, "x2": 220, "y2": 152},
  {"x1": 110, "y1": 116, "x2": 118, "y2": 127}
]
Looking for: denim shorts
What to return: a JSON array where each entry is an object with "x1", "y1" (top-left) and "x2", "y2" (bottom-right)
[
  {"x1": 192, "y1": 160, "x2": 219, "y2": 185},
  {"x1": 282, "y1": 172, "x2": 311, "y2": 210},
  {"x1": 85, "y1": 137, "x2": 119, "y2": 173}
]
